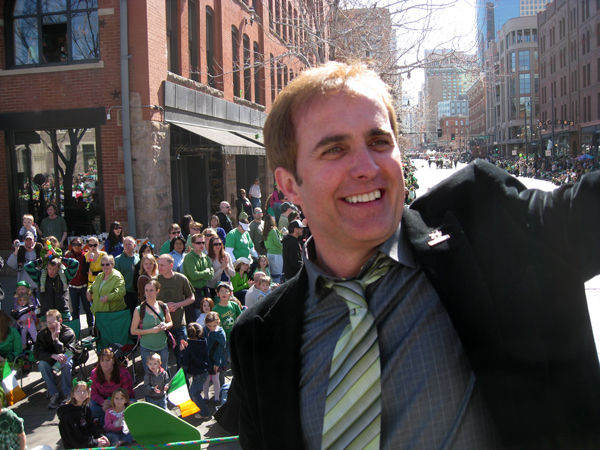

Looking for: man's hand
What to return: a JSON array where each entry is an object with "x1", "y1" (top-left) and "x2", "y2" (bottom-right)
[
  {"x1": 167, "y1": 302, "x2": 178, "y2": 312},
  {"x1": 52, "y1": 354, "x2": 67, "y2": 364},
  {"x1": 51, "y1": 328, "x2": 61, "y2": 341},
  {"x1": 100, "y1": 295, "x2": 108, "y2": 303},
  {"x1": 97, "y1": 436, "x2": 110, "y2": 447},
  {"x1": 12, "y1": 240, "x2": 20, "y2": 254}
]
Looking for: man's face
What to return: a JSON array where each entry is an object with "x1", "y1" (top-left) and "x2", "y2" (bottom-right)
[
  {"x1": 47, "y1": 263, "x2": 59, "y2": 278},
  {"x1": 254, "y1": 211, "x2": 263, "y2": 222},
  {"x1": 46, "y1": 315, "x2": 61, "y2": 332},
  {"x1": 123, "y1": 238, "x2": 135, "y2": 256},
  {"x1": 275, "y1": 88, "x2": 404, "y2": 255},
  {"x1": 47, "y1": 206, "x2": 57, "y2": 218},
  {"x1": 220, "y1": 203, "x2": 231, "y2": 214},
  {"x1": 157, "y1": 258, "x2": 173, "y2": 275},
  {"x1": 292, "y1": 227, "x2": 304, "y2": 238},
  {"x1": 24, "y1": 237, "x2": 35, "y2": 250}
]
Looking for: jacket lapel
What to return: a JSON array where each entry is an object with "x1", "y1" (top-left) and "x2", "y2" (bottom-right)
[
  {"x1": 251, "y1": 269, "x2": 307, "y2": 447},
  {"x1": 402, "y1": 209, "x2": 521, "y2": 434}
]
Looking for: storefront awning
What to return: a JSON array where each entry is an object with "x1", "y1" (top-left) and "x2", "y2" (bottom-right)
[{"x1": 171, "y1": 122, "x2": 265, "y2": 155}]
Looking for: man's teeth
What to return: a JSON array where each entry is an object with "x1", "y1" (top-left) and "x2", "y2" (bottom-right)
[{"x1": 345, "y1": 190, "x2": 381, "y2": 204}]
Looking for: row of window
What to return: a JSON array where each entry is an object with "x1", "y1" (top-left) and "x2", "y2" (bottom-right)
[
  {"x1": 541, "y1": 59, "x2": 600, "y2": 105},
  {"x1": 540, "y1": 94, "x2": 599, "y2": 124},
  {"x1": 541, "y1": 0, "x2": 598, "y2": 54}
]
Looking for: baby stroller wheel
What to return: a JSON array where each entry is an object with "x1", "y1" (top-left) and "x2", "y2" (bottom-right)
[{"x1": 21, "y1": 360, "x2": 32, "y2": 373}]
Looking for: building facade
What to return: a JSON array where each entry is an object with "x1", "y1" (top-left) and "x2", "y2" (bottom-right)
[
  {"x1": 422, "y1": 49, "x2": 477, "y2": 145},
  {"x1": 538, "y1": 0, "x2": 600, "y2": 157},
  {"x1": 467, "y1": 74, "x2": 487, "y2": 157},
  {"x1": 491, "y1": 16, "x2": 540, "y2": 156},
  {"x1": 0, "y1": 0, "x2": 322, "y2": 250},
  {"x1": 476, "y1": 0, "x2": 551, "y2": 65}
]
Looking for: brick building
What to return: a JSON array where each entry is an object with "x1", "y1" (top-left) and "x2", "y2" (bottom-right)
[
  {"x1": 538, "y1": 0, "x2": 600, "y2": 157},
  {"x1": 467, "y1": 74, "x2": 487, "y2": 157},
  {"x1": 439, "y1": 115, "x2": 469, "y2": 150},
  {"x1": 0, "y1": 0, "x2": 324, "y2": 250}
]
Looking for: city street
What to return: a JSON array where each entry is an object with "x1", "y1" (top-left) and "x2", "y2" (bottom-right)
[{"x1": 3, "y1": 160, "x2": 599, "y2": 449}]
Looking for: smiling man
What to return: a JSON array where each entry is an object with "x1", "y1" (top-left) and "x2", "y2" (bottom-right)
[{"x1": 230, "y1": 63, "x2": 600, "y2": 449}]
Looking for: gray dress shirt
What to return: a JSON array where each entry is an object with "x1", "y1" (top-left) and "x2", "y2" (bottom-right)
[{"x1": 299, "y1": 225, "x2": 500, "y2": 449}]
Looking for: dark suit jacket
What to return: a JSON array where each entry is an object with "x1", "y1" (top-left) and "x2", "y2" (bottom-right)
[{"x1": 231, "y1": 160, "x2": 600, "y2": 449}]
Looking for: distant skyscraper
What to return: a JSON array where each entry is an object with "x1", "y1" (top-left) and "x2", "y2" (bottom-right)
[{"x1": 476, "y1": 0, "x2": 551, "y2": 65}]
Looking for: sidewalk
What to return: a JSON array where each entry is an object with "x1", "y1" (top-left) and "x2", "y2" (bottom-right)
[
  {"x1": 4, "y1": 273, "x2": 600, "y2": 449},
  {"x1": 1, "y1": 276, "x2": 240, "y2": 450}
]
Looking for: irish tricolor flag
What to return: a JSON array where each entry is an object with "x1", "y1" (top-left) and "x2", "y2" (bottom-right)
[
  {"x1": 2, "y1": 362, "x2": 26, "y2": 406},
  {"x1": 167, "y1": 368, "x2": 200, "y2": 417}
]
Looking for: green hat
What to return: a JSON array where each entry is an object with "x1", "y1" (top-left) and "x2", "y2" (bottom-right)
[{"x1": 16, "y1": 280, "x2": 31, "y2": 289}]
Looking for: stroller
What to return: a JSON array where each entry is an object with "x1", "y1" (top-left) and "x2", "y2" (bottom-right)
[{"x1": 10, "y1": 292, "x2": 41, "y2": 374}]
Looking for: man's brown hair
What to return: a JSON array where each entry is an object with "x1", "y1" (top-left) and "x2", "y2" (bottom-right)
[{"x1": 263, "y1": 62, "x2": 398, "y2": 183}]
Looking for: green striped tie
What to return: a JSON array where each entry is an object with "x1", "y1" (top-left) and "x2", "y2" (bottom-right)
[{"x1": 320, "y1": 252, "x2": 393, "y2": 450}]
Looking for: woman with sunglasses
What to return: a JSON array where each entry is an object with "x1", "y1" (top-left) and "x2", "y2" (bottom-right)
[
  {"x1": 65, "y1": 238, "x2": 93, "y2": 329},
  {"x1": 86, "y1": 236, "x2": 107, "y2": 285},
  {"x1": 104, "y1": 222, "x2": 124, "y2": 257},
  {"x1": 207, "y1": 237, "x2": 235, "y2": 298},
  {"x1": 87, "y1": 255, "x2": 126, "y2": 316}
]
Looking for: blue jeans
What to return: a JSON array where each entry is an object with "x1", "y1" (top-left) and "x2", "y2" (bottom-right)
[
  {"x1": 267, "y1": 253, "x2": 283, "y2": 283},
  {"x1": 90, "y1": 399, "x2": 105, "y2": 426},
  {"x1": 171, "y1": 326, "x2": 187, "y2": 370},
  {"x1": 69, "y1": 286, "x2": 93, "y2": 328},
  {"x1": 250, "y1": 197, "x2": 261, "y2": 210},
  {"x1": 106, "y1": 431, "x2": 134, "y2": 446},
  {"x1": 145, "y1": 395, "x2": 167, "y2": 409},
  {"x1": 190, "y1": 372, "x2": 210, "y2": 416},
  {"x1": 140, "y1": 345, "x2": 170, "y2": 374},
  {"x1": 38, "y1": 359, "x2": 72, "y2": 397}
]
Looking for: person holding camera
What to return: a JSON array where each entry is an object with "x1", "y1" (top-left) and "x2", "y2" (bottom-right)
[{"x1": 7, "y1": 231, "x2": 42, "y2": 295}]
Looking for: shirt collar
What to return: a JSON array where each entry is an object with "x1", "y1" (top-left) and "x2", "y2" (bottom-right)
[{"x1": 303, "y1": 219, "x2": 416, "y2": 308}]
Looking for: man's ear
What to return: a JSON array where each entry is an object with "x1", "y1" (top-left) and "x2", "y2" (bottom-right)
[{"x1": 274, "y1": 167, "x2": 302, "y2": 205}]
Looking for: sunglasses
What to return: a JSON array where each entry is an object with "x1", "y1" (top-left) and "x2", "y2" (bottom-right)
[
  {"x1": 89, "y1": 243, "x2": 98, "y2": 247},
  {"x1": 101, "y1": 263, "x2": 112, "y2": 266},
  {"x1": 72, "y1": 243, "x2": 82, "y2": 246},
  {"x1": 171, "y1": 231, "x2": 181, "y2": 235},
  {"x1": 114, "y1": 226, "x2": 122, "y2": 230},
  {"x1": 193, "y1": 241, "x2": 206, "y2": 245},
  {"x1": 74, "y1": 390, "x2": 88, "y2": 395},
  {"x1": 213, "y1": 242, "x2": 222, "y2": 246}
]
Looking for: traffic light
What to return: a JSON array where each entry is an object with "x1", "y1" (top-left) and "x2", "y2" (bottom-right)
[
  {"x1": 451, "y1": 133, "x2": 455, "y2": 140},
  {"x1": 437, "y1": 128, "x2": 442, "y2": 138}
]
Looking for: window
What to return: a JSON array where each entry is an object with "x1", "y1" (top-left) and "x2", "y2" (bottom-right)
[
  {"x1": 510, "y1": 52, "x2": 515, "y2": 72},
  {"x1": 189, "y1": 0, "x2": 199, "y2": 82},
  {"x1": 275, "y1": 0, "x2": 280, "y2": 35},
  {"x1": 167, "y1": 0, "x2": 179, "y2": 74},
  {"x1": 206, "y1": 8, "x2": 216, "y2": 88},
  {"x1": 519, "y1": 51, "x2": 530, "y2": 71},
  {"x1": 9, "y1": 0, "x2": 99, "y2": 67},
  {"x1": 519, "y1": 73, "x2": 531, "y2": 94},
  {"x1": 270, "y1": 54, "x2": 275, "y2": 102},
  {"x1": 253, "y1": 42, "x2": 262, "y2": 105},
  {"x1": 232, "y1": 26, "x2": 240, "y2": 97},
  {"x1": 243, "y1": 34, "x2": 251, "y2": 101}
]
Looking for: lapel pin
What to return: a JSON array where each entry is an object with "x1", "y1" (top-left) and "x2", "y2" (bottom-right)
[{"x1": 428, "y1": 229, "x2": 450, "y2": 247}]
